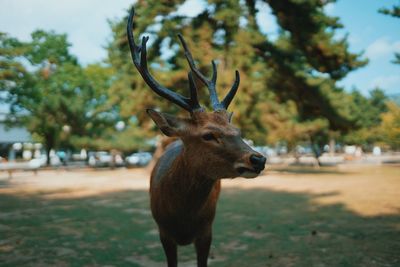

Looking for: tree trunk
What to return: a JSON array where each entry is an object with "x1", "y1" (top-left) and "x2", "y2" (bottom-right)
[
  {"x1": 329, "y1": 138, "x2": 335, "y2": 156},
  {"x1": 311, "y1": 141, "x2": 322, "y2": 167},
  {"x1": 45, "y1": 135, "x2": 55, "y2": 166},
  {"x1": 46, "y1": 146, "x2": 52, "y2": 166}
]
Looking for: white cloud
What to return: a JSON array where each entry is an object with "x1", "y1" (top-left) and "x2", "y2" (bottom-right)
[
  {"x1": 324, "y1": 3, "x2": 335, "y2": 15},
  {"x1": 256, "y1": 1, "x2": 279, "y2": 38},
  {"x1": 365, "y1": 37, "x2": 400, "y2": 60},
  {"x1": 175, "y1": 0, "x2": 206, "y2": 17},
  {"x1": 0, "y1": 0, "x2": 133, "y2": 64},
  {"x1": 348, "y1": 35, "x2": 361, "y2": 47}
]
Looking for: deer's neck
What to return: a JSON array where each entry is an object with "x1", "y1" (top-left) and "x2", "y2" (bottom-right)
[
  {"x1": 152, "y1": 141, "x2": 219, "y2": 208},
  {"x1": 174, "y1": 149, "x2": 217, "y2": 194},
  {"x1": 158, "y1": 144, "x2": 218, "y2": 211}
]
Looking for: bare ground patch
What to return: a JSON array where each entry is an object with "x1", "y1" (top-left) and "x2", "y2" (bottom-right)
[{"x1": 0, "y1": 165, "x2": 399, "y2": 266}]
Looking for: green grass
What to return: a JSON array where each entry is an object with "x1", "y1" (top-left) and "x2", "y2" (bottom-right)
[{"x1": 0, "y1": 179, "x2": 399, "y2": 266}]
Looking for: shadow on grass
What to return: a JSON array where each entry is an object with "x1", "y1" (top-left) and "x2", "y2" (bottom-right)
[
  {"x1": 0, "y1": 179, "x2": 12, "y2": 188},
  {"x1": 0, "y1": 188, "x2": 399, "y2": 267}
]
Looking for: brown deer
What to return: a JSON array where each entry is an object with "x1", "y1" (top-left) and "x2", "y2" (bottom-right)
[{"x1": 127, "y1": 7, "x2": 266, "y2": 267}]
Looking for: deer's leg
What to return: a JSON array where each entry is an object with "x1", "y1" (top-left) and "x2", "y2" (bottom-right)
[
  {"x1": 160, "y1": 232, "x2": 177, "y2": 267},
  {"x1": 195, "y1": 231, "x2": 212, "y2": 267}
]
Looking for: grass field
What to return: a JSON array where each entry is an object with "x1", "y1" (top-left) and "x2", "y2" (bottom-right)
[{"x1": 0, "y1": 165, "x2": 399, "y2": 266}]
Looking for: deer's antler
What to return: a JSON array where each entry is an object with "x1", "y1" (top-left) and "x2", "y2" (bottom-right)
[
  {"x1": 177, "y1": 34, "x2": 240, "y2": 110},
  {"x1": 127, "y1": 7, "x2": 240, "y2": 112},
  {"x1": 127, "y1": 7, "x2": 202, "y2": 113}
]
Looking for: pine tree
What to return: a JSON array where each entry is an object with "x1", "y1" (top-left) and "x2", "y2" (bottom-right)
[{"x1": 106, "y1": 0, "x2": 367, "y2": 159}]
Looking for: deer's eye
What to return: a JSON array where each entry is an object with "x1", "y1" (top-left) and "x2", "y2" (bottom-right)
[{"x1": 202, "y1": 133, "x2": 217, "y2": 142}]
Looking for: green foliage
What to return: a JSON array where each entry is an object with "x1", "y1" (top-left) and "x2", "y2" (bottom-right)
[
  {"x1": 393, "y1": 53, "x2": 400, "y2": 65},
  {"x1": 3, "y1": 0, "x2": 398, "y2": 157},
  {"x1": 0, "y1": 32, "x2": 32, "y2": 116},
  {"x1": 379, "y1": 4, "x2": 400, "y2": 65},
  {"x1": 350, "y1": 88, "x2": 387, "y2": 129},
  {"x1": 379, "y1": 4, "x2": 400, "y2": 18},
  {"x1": 107, "y1": 0, "x2": 367, "y2": 155},
  {"x1": 1, "y1": 30, "x2": 147, "y2": 161},
  {"x1": 26, "y1": 30, "x2": 78, "y2": 66},
  {"x1": 343, "y1": 89, "x2": 388, "y2": 147},
  {"x1": 380, "y1": 102, "x2": 400, "y2": 150},
  {"x1": 265, "y1": 0, "x2": 367, "y2": 80}
]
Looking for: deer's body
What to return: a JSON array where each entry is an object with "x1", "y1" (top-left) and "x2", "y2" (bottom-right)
[
  {"x1": 127, "y1": 7, "x2": 266, "y2": 266},
  {"x1": 151, "y1": 140, "x2": 220, "y2": 246}
]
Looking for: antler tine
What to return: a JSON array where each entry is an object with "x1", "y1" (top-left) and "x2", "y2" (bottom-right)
[
  {"x1": 127, "y1": 7, "x2": 202, "y2": 113},
  {"x1": 221, "y1": 70, "x2": 240, "y2": 109},
  {"x1": 188, "y1": 72, "x2": 202, "y2": 110},
  {"x1": 126, "y1": 9, "x2": 139, "y2": 64},
  {"x1": 177, "y1": 34, "x2": 223, "y2": 111}
]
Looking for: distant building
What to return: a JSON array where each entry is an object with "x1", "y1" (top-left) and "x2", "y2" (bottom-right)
[{"x1": 0, "y1": 113, "x2": 32, "y2": 159}]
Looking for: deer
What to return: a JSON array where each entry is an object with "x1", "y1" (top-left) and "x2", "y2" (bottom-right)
[{"x1": 127, "y1": 7, "x2": 266, "y2": 267}]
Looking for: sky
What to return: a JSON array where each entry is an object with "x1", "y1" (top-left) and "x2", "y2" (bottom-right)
[{"x1": 0, "y1": 0, "x2": 399, "y2": 96}]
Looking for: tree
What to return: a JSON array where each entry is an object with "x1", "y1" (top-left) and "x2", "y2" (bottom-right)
[
  {"x1": 343, "y1": 88, "x2": 388, "y2": 149},
  {"x1": 379, "y1": 5, "x2": 400, "y2": 18},
  {"x1": 255, "y1": 0, "x2": 367, "y2": 160},
  {"x1": 1, "y1": 30, "x2": 87, "y2": 163},
  {"x1": 1, "y1": 30, "x2": 125, "y2": 163},
  {"x1": 380, "y1": 102, "x2": 400, "y2": 150},
  {"x1": 379, "y1": 4, "x2": 400, "y2": 64},
  {"x1": 2, "y1": 1, "x2": 373, "y2": 163},
  {"x1": 0, "y1": 32, "x2": 32, "y2": 117},
  {"x1": 106, "y1": 0, "x2": 367, "y2": 162}
]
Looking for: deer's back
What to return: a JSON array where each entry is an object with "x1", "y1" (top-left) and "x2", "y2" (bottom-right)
[{"x1": 151, "y1": 140, "x2": 183, "y2": 187}]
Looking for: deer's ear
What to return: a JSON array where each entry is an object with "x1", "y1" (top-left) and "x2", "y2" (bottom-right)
[{"x1": 146, "y1": 109, "x2": 188, "y2": 137}]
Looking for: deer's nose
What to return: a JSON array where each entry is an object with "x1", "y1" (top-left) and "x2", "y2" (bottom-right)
[{"x1": 249, "y1": 154, "x2": 266, "y2": 172}]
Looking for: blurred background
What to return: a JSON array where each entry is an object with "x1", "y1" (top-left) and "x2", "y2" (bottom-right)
[
  {"x1": 0, "y1": 0, "x2": 399, "y2": 167},
  {"x1": 0, "y1": 1, "x2": 399, "y2": 266}
]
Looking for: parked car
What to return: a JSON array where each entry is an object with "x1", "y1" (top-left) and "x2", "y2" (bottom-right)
[
  {"x1": 37, "y1": 154, "x2": 61, "y2": 167},
  {"x1": 88, "y1": 151, "x2": 124, "y2": 167},
  {"x1": 254, "y1": 146, "x2": 276, "y2": 157},
  {"x1": 125, "y1": 152, "x2": 152, "y2": 167}
]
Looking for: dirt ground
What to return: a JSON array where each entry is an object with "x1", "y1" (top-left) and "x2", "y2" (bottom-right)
[
  {"x1": 1, "y1": 164, "x2": 399, "y2": 216},
  {"x1": 0, "y1": 164, "x2": 399, "y2": 266}
]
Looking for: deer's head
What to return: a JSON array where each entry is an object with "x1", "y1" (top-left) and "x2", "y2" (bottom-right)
[{"x1": 127, "y1": 8, "x2": 266, "y2": 179}]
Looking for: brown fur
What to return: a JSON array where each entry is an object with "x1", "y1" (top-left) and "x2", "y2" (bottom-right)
[
  {"x1": 127, "y1": 7, "x2": 265, "y2": 266},
  {"x1": 148, "y1": 110, "x2": 264, "y2": 267}
]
